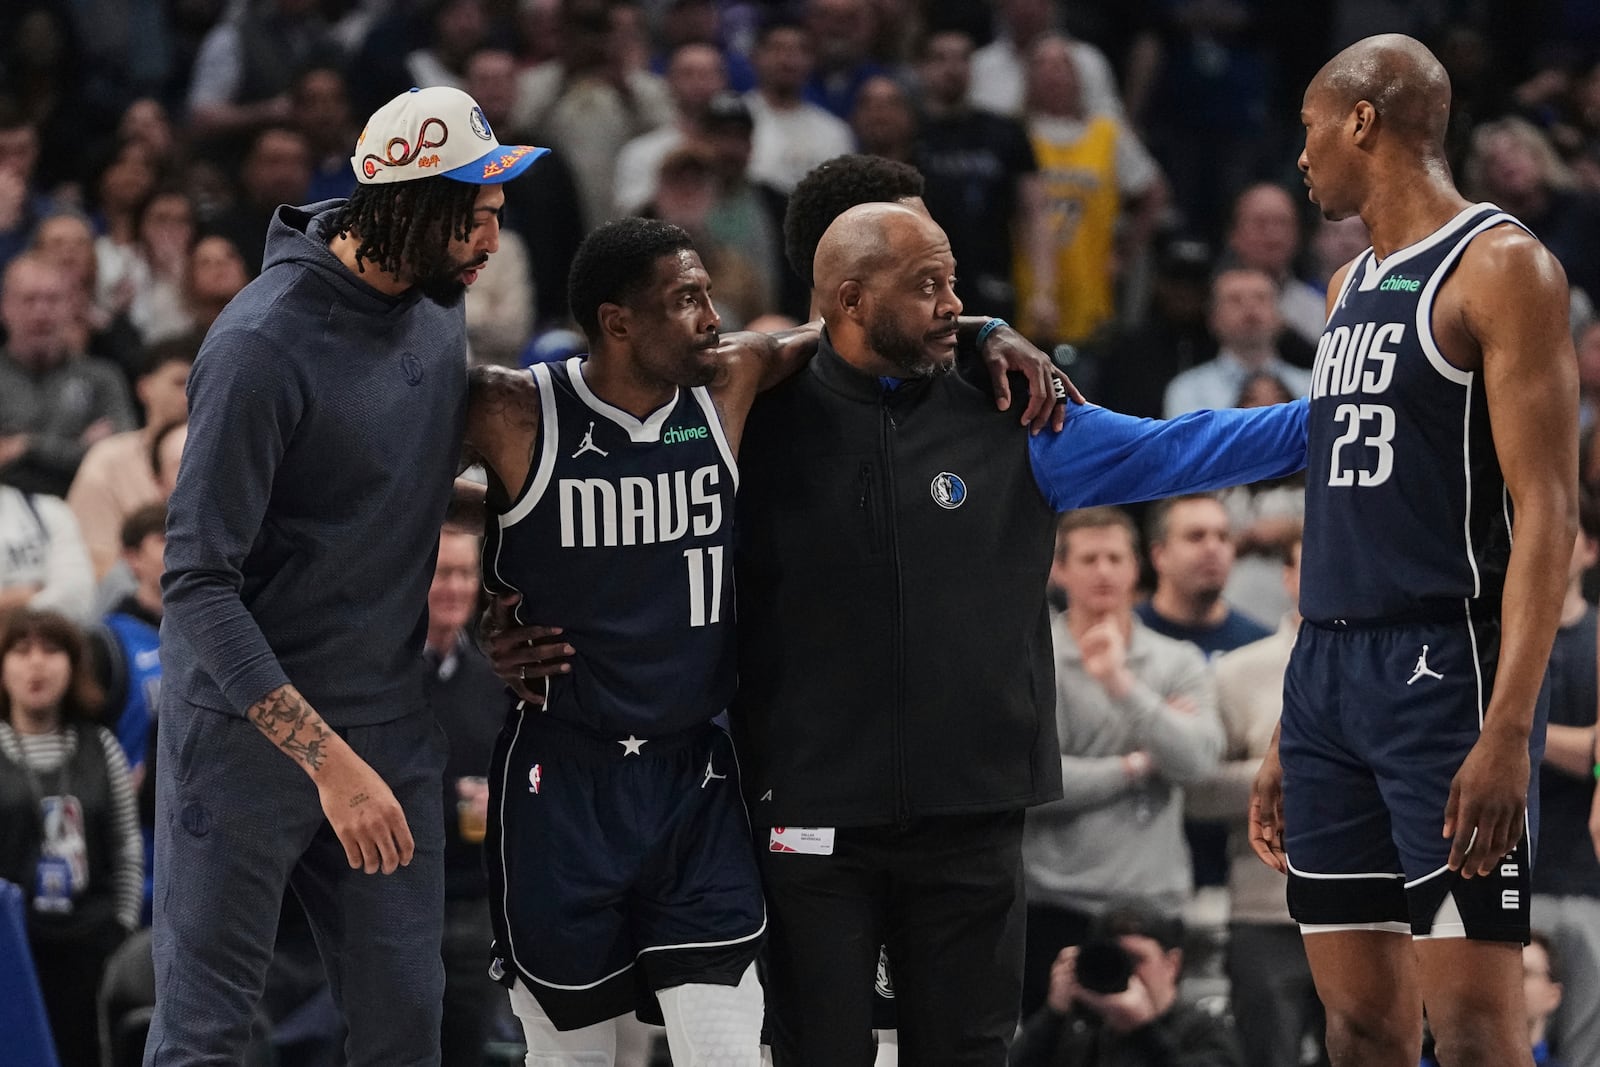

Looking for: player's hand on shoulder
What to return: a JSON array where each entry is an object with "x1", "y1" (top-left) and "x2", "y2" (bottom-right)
[
  {"x1": 976, "y1": 322, "x2": 1079, "y2": 434},
  {"x1": 1248, "y1": 737, "x2": 1288, "y2": 874},
  {"x1": 1443, "y1": 724, "x2": 1530, "y2": 878},
  {"x1": 479, "y1": 591, "x2": 573, "y2": 704},
  {"x1": 314, "y1": 749, "x2": 414, "y2": 876}
]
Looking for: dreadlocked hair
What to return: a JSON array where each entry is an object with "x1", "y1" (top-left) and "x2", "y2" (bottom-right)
[{"x1": 329, "y1": 177, "x2": 482, "y2": 278}]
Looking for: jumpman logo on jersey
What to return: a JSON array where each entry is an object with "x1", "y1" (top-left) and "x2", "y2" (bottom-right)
[
  {"x1": 701, "y1": 755, "x2": 727, "y2": 789},
  {"x1": 572, "y1": 421, "x2": 608, "y2": 459},
  {"x1": 1407, "y1": 645, "x2": 1445, "y2": 686}
]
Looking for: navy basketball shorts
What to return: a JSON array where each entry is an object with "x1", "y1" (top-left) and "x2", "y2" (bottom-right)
[
  {"x1": 1280, "y1": 615, "x2": 1545, "y2": 942},
  {"x1": 485, "y1": 711, "x2": 766, "y2": 1031}
]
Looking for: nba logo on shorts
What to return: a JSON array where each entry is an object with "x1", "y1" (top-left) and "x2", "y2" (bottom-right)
[
  {"x1": 528, "y1": 765, "x2": 541, "y2": 794},
  {"x1": 930, "y1": 472, "x2": 967, "y2": 510}
]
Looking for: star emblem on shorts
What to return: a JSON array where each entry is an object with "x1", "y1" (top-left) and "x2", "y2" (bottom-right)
[{"x1": 619, "y1": 735, "x2": 648, "y2": 756}]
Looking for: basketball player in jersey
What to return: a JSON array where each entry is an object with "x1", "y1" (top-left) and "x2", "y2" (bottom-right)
[
  {"x1": 1248, "y1": 35, "x2": 1579, "y2": 1067},
  {"x1": 459, "y1": 218, "x2": 767, "y2": 1064}
]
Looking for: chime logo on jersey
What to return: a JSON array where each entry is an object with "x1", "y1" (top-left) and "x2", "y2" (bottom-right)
[
  {"x1": 557, "y1": 464, "x2": 723, "y2": 547},
  {"x1": 528, "y1": 764, "x2": 541, "y2": 794},
  {"x1": 930, "y1": 471, "x2": 967, "y2": 510}
]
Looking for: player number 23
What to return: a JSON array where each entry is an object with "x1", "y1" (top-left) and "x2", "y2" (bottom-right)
[
  {"x1": 1328, "y1": 402, "x2": 1396, "y2": 488},
  {"x1": 683, "y1": 546, "x2": 724, "y2": 627}
]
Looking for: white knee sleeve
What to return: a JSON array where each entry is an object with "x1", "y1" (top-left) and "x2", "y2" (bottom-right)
[
  {"x1": 510, "y1": 982, "x2": 619, "y2": 1067},
  {"x1": 874, "y1": 1029, "x2": 899, "y2": 1067},
  {"x1": 657, "y1": 962, "x2": 765, "y2": 1067}
]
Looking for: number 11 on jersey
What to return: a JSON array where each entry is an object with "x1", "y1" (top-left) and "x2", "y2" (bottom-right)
[{"x1": 683, "y1": 546, "x2": 724, "y2": 627}]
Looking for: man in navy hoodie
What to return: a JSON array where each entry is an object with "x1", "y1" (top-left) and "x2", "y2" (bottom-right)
[{"x1": 146, "y1": 87, "x2": 547, "y2": 1067}]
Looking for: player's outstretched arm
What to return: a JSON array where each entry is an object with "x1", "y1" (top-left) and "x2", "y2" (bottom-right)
[
  {"x1": 1445, "y1": 230, "x2": 1580, "y2": 878},
  {"x1": 1029, "y1": 399, "x2": 1309, "y2": 512}
]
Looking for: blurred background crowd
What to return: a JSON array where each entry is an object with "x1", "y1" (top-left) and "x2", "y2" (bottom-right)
[{"x1": 3, "y1": 0, "x2": 1600, "y2": 1065}]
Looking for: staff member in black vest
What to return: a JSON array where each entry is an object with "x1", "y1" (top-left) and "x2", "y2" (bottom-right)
[
  {"x1": 0, "y1": 608, "x2": 142, "y2": 1067},
  {"x1": 732, "y1": 202, "x2": 1311, "y2": 1066}
]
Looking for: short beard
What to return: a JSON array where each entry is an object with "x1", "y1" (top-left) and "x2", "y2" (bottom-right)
[
  {"x1": 868, "y1": 317, "x2": 954, "y2": 379},
  {"x1": 413, "y1": 253, "x2": 487, "y2": 308},
  {"x1": 415, "y1": 273, "x2": 468, "y2": 307}
]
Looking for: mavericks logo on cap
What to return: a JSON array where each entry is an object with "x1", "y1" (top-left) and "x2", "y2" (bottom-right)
[{"x1": 470, "y1": 106, "x2": 493, "y2": 141}]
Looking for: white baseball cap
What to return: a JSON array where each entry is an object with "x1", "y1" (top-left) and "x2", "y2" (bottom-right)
[{"x1": 352, "y1": 86, "x2": 549, "y2": 186}]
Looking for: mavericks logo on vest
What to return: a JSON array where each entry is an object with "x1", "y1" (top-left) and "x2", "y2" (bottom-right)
[{"x1": 930, "y1": 472, "x2": 967, "y2": 510}]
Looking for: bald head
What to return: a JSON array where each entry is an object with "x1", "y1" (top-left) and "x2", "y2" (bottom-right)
[
  {"x1": 1310, "y1": 33, "x2": 1451, "y2": 154},
  {"x1": 814, "y1": 202, "x2": 962, "y2": 377},
  {"x1": 815, "y1": 202, "x2": 944, "y2": 298}
]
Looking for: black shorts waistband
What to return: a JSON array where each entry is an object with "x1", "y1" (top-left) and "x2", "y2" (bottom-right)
[
  {"x1": 1304, "y1": 600, "x2": 1499, "y2": 632},
  {"x1": 519, "y1": 709, "x2": 721, "y2": 758}
]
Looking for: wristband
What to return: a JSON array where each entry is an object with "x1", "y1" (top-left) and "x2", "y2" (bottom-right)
[
  {"x1": 1592, "y1": 762, "x2": 1599, "y2": 781},
  {"x1": 975, "y1": 317, "x2": 1009, "y2": 351}
]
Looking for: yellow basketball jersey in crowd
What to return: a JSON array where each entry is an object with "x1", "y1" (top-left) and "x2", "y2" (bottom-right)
[{"x1": 1014, "y1": 115, "x2": 1121, "y2": 345}]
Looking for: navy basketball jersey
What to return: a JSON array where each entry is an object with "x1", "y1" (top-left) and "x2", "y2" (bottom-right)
[
  {"x1": 1301, "y1": 203, "x2": 1530, "y2": 624},
  {"x1": 484, "y1": 356, "x2": 739, "y2": 735}
]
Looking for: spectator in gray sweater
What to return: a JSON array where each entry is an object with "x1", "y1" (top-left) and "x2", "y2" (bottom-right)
[
  {"x1": 0, "y1": 253, "x2": 136, "y2": 497},
  {"x1": 1022, "y1": 507, "x2": 1224, "y2": 1018}
]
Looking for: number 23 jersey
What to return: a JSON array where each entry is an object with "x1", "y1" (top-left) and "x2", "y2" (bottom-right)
[
  {"x1": 1300, "y1": 203, "x2": 1530, "y2": 624},
  {"x1": 484, "y1": 356, "x2": 738, "y2": 735}
]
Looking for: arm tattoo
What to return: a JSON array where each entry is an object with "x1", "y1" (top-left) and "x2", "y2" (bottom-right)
[
  {"x1": 469, "y1": 365, "x2": 541, "y2": 434},
  {"x1": 248, "y1": 686, "x2": 332, "y2": 772}
]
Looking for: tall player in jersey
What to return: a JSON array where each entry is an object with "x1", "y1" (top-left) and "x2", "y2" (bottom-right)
[{"x1": 1248, "y1": 35, "x2": 1579, "y2": 1067}]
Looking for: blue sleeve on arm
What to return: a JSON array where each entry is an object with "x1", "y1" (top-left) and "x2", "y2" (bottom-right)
[
  {"x1": 1029, "y1": 398, "x2": 1310, "y2": 512},
  {"x1": 161, "y1": 329, "x2": 302, "y2": 716}
]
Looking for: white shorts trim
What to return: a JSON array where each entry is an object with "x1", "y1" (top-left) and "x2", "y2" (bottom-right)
[{"x1": 1299, "y1": 921, "x2": 1413, "y2": 935}]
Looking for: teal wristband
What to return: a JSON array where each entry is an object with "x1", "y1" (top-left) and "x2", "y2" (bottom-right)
[
  {"x1": 975, "y1": 317, "x2": 1009, "y2": 350},
  {"x1": 1592, "y1": 762, "x2": 1600, "y2": 781}
]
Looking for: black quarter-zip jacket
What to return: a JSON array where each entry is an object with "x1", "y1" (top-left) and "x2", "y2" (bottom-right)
[{"x1": 731, "y1": 334, "x2": 1062, "y2": 827}]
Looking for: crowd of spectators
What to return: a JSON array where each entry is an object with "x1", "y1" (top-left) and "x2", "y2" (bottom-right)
[{"x1": 3, "y1": 0, "x2": 1600, "y2": 1065}]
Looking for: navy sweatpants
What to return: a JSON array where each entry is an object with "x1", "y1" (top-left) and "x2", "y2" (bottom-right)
[{"x1": 144, "y1": 702, "x2": 447, "y2": 1066}]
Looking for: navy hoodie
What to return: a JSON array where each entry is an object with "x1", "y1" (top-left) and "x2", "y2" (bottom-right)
[{"x1": 161, "y1": 202, "x2": 469, "y2": 726}]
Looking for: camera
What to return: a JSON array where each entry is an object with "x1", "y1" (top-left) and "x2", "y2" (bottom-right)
[{"x1": 1074, "y1": 937, "x2": 1135, "y2": 995}]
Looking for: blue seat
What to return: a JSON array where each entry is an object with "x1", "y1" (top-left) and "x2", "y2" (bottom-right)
[{"x1": 0, "y1": 879, "x2": 60, "y2": 1067}]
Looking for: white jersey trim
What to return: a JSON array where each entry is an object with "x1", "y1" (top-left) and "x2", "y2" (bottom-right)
[
  {"x1": 690, "y1": 386, "x2": 739, "y2": 492},
  {"x1": 1462, "y1": 392, "x2": 1482, "y2": 597},
  {"x1": 1367, "y1": 201, "x2": 1500, "y2": 278},
  {"x1": 499, "y1": 362, "x2": 562, "y2": 529},
  {"x1": 1415, "y1": 210, "x2": 1519, "y2": 387},
  {"x1": 567, "y1": 355, "x2": 678, "y2": 442},
  {"x1": 1335, "y1": 250, "x2": 1371, "y2": 310}
]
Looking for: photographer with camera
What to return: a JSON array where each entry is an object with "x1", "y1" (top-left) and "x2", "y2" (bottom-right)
[{"x1": 1010, "y1": 903, "x2": 1242, "y2": 1067}]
